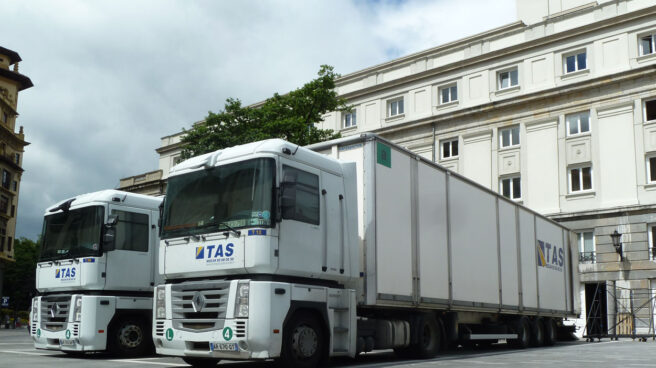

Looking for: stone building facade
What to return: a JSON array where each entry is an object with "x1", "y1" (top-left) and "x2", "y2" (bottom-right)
[
  {"x1": 0, "y1": 46, "x2": 32, "y2": 262},
  {"x1": 117, "y1": 130, "x2": 185, "y2": 196},
  {"x1": 316, "y1": 0, "x2": 656, "y2": 337}
]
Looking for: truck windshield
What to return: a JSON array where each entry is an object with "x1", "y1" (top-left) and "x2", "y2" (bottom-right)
[
  {"x1": 162, "y1": 158, "x2": 275, "y2": 239},
  {"x1": 40, "y1": 206, "x2": 104, "y2": 261}
]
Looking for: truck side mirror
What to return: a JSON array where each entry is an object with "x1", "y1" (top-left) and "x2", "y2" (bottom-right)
[
  {"x1": 107, "y1": 214, "x2": 119, "y2": 226},
  {"x1": 103, "y1": 215, "x2": 119, "y2": 251},
  {"x1": 102, "y1": 227, "x2": 116, "y2": 251}
]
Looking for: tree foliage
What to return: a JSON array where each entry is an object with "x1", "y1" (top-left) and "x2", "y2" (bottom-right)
[
  {"x1": 181, "y1": 65, "x2": 347, "y2": 159},
  {"x1": 3, "y1": 237, "x2": 40, "y2": 311}
]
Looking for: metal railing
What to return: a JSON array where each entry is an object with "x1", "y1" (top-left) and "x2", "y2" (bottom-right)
[{"x1": 579, "y1": 251, "x2": 596, "y2": 263}]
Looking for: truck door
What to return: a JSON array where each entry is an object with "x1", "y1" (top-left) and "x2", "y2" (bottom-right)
[
  {"x1": 278, "y1": 159, "x2": 323, "y2": 277},
  {"x1": 104, "y1": 206, "x2": 153, "y2": 291}
]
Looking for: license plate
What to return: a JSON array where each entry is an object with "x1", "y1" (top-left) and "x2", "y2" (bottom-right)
[
  {"x1": 210, "y1": 342, "x2": 238, "y2": 352},
  {"x1": 60, "y1": 339, "x2": 75, "y2": 346}
]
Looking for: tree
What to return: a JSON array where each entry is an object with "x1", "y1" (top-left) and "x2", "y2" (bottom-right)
[
  {"x1": 3, "y1": 237, "x2": 39, "y2": 311},
  {"x1": 181, "y1": 65, "x2": 347, "y2": 159}
]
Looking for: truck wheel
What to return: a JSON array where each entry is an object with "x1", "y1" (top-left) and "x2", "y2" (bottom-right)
[
  {"x1": 530, "y1": 318, "x2": 545, "y2": 347},
  {"x1": 109, "y1": 317, "x2": 151, "y2": 357},
  {"x1": 281, "y1": 311, "x2": 324, "y2": 368},
  {"x1": 394, "y1": 314, "x2": 441, "y2": 359},
  {"x1": 416, "y1": 314, "x2": 441, "y2": 358},
  {"x1": 182, "y1": 357, "x2": 220, "y2": 368},
  {"x1": 543, "y1": 318, "x2": 557, "y2": 346},
  {"x1": 510, "y1": 317, "x2": 530, "y2": 349}
]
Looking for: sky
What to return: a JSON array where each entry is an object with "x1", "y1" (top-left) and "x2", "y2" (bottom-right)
[{"x1": 1, "y1": 0, "x2": 516, "y2": 241}]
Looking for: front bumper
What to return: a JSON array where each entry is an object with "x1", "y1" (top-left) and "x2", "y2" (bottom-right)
[
  {"x1": 32, "y1": 321, "x2": 106, "y2": 352},
  {"x1": 154, "y1": 319, "x2": 275, "y2": 360}
]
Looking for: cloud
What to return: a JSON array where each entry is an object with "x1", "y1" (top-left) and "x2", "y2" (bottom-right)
[{"x1": 2, "y1": 0, "x2": 514, "y2": 240}]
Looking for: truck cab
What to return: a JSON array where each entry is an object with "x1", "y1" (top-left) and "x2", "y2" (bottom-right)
[
  {"x1": 31, "y1": 190, "x2": 162, "y2": 356},
  {"x1": 154, "y1": 139, "x2": 359, "y2": 367}
]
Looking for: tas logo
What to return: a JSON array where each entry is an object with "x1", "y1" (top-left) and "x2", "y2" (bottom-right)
[{"x1": 537, "y1": 240, "x2": 564, "y2": 272}]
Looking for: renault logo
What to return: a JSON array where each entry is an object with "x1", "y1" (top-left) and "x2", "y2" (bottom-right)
[
  {"x1": 191, "y1": 291, "x2": 206, "y2": 313},
  {"x1": 49, "y1": 303, "x2": 60, "y2": 319}
]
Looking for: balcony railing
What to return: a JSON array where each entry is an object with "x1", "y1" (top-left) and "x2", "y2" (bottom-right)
[{"x1": 579, "y1": 251, "x2": 596, "y2": 263}]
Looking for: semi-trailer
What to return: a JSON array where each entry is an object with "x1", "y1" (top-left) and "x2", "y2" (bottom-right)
[
  {"x1": 153, "y1": 134, "x2": 579, "y2": 367},
  {"x1": 30, "y1": 190, "x2": 162, "y2": 356}
]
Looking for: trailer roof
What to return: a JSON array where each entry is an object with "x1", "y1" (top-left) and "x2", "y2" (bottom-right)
[{"x1": 308, "y1": 133, "x2": 571, "y2": 232}]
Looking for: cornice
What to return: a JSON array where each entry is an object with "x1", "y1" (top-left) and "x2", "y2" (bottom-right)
[{"x1": 337, "y1": 5, "x2": 656, "y2": 101}]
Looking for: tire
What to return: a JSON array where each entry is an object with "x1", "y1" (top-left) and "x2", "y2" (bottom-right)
[
  {"x1": 543, "y1": 318, "x2": 557, "y2": 346},
  {"x1": 182, "y1": 357, "x2": 220, "y2": 368},
  {"x1": 280, "y1": 311, "x2": 325, "y2": 368},
  {"x1": 510, "y1": 317, "x2": 530, "y2": 349},
  {"x1": 109, "y1": 317, "x2": 152, "y2": 357},
  {"x1": 393, "y1": 314, "x2": 441, "y2": 359},
  {"x1": 530, "y1": 318, "x2": 545, "y2": 347}
]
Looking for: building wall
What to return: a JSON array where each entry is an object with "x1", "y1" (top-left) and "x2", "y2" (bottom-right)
[
  {"x1": 0, "y1": 47, "x2": 31, "y2": 262},
  {"x1": 319, "y1": 0, "x2": 656, "y2": 337}
]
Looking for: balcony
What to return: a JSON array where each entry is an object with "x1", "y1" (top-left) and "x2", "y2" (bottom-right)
[{"x1": 579, "y1": 251, "x2": 596, "y2": 264}]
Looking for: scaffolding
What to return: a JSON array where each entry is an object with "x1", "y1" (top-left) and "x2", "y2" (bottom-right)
[{"x1": 584, "y1": 282, "x2": 656, "y2": 341}]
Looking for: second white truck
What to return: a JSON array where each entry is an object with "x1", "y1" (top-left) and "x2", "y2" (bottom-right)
[
  {"x1": 31, "y1": 190, "x2": 162, "y2": 356},
  {"x1": 154, "y1": 134, "x2": 579, "y2": 367}
]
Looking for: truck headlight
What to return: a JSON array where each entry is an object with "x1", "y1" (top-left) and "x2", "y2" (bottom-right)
[
  {"x1": 234, "y1": 282, "x2": 249, "y2": 318},
  {"x1": 73, "y1": 296, "x2": 82, "y2": 322},
  {"x1": 156, "y1": 286, "x2": 167, "y2": 319},
  {"x1": 32, "y1": 298, "x2": 38, "y2": 322}
]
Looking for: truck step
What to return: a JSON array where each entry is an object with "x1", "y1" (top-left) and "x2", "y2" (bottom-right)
[
  {"x1": 331, "y1": 307, "x2": 349, "y2": 311},
  {"x1": 332, "y1": 349, "x2": 349, "y2": 354},
  {"x1": 333, "y1": 327, "x2": 349, "y2": 333}
]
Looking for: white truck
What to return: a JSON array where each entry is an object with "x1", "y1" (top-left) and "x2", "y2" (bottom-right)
[
  {"x1": 30, "y1": 190, "x2": 162, "y2": 356},
  {"x1": 154, "y1": 134, "x2": 579, "y2": 368}
]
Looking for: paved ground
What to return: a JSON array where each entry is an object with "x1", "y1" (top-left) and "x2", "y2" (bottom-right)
[{"x1": 2, "y1": 328, "x2": 656, "y2": 367}]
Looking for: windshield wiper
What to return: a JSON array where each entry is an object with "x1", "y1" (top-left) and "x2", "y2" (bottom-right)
[{"x1": 194, "y1": 221, "x2": 241, "y2": 238}]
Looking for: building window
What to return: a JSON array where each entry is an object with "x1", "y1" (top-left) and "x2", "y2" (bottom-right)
[
  {"x1": 640, "y1": 33, "x2": 656, "y2": 56},
  {"x1": 172, "y1": 155, "x2": 183, "y2": 166},
  {"x1": 439, "y1": 84, "x2": 458, "y2": 104},
  {"x1": 10, "y1": 205, "x2": 14, "y2": 217},
  {"x1": 497, "y1": 68, "x2": 518, "y2": 90},
  {"x1": 1, "y1": 112, "x2": 6, "y2": 124},
  {"x1": 569, "y1": 166, "x2": 593, "y2": 193},
  {"x1": 387, "y1": 97, "x2": 404, "y2": 117},
  {"x1": 499, "y1": 125, "x2": 520, "y2": 148},
  {"x1": 11, "y1": 181, "x2": 16, "y2": 192},
  {"x1": 566, "y1": 111, "x2": 590, "y2": 136},
  {"x1": 441, "y1": 138, "x2": 458, "y2": 159},
  {"x1": 1, "y1": 170, "x2": 10, "y2": 190},
  {"x1": 500, "y1": 176, "x2": 521, "y2": 200},
  {"x1": 7, "y1": 237, "x2": 12, "y2": 252},
  {"x1": 649, "y1": 224, "x2": 656, "y2": 260},
  {"x1": 564, "y1": 50, "x2": 587, "y2": 74},
  {"x1": 645, "y1": 98, "x2": 656, "y2": 122},
  {"x1": 14, "y1": 153, "x2": 19, "y2": 165},
  {"x1": 0, "y1": 196, "x2": 8, "y2": 214},
  {"x1": 344, "y1": 110, "x2": 356, "y2": 128},
  {"x1": 648, "y1": 156, "x2": 656, "y2": 184},
  {"x1": 578, "y1": 231, "x2": 595, "y2": 263}
]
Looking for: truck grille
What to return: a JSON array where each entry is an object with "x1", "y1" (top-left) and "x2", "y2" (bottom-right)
[
  {"x1": 171, "y1": 281, "x2": 230, "y2": 331},
  {"x1": 40, "y1": 295, "x2": 70, "y2": 331}
]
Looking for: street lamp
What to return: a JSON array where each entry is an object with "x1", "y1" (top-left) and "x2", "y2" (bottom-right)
[{"x1": 610, "y1": 230, "x2": 623, "y2": 260}]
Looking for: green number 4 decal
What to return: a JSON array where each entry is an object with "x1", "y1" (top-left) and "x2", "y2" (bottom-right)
[{"x1": 222, "y1": 327, "x2": 233, "y2": 341}]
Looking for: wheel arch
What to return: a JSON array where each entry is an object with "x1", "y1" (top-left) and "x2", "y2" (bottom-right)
[{"x1": 282, "y1": 301, "x2": 330, "y2": 360}]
